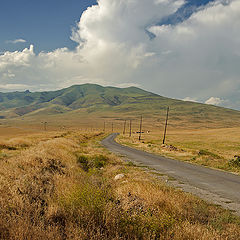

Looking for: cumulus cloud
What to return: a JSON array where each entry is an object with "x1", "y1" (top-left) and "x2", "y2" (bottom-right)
[
  {"x1": 6, "y1": 39, "x2": 27, "y2": 44},
  {"x1": 205, "y1": 97, "x2": 225, "y2": 106},
  {"x1": 0, "y1": 0, "x2": 240, "y2": 109},
  {"x1": 0, "y1": 45, "x2": 34, "y2": 69},
  {"x1": 0, "y1": 84, "x2": 30, "y2": 90},
  {"x1": 183, "y1": 97, "x2": 198, "y2": 102}
]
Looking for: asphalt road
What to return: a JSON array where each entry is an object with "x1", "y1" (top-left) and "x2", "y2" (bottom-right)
[{"x1": 102, "y1": 133, "x2": 240, "y2": 211}]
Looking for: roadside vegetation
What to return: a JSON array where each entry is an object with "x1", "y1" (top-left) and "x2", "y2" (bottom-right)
[
  {"x1": 117, "y1": 127, "x2": 240, "y2": 174},
  {"x1": 0, "y1": 130, "x2": 240, "y2": 239}
]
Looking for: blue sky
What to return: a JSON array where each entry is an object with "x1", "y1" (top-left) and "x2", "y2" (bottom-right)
[
  {"x1": 0, "y1": 0, "x2": 213, "y2": 53},
  {"x1": 160, "y1": 0, "x2": 215, "y2": 25},
  {"x1": 0, "y1": 0, "x2": 96, "y2": 53},
  {"x1": 0, "y1": 0, "x2": 239, "y2": 110}
]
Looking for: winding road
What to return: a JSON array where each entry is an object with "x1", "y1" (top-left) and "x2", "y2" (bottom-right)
[{"x1": 102, "y1": 133, "x2": 240, "y2": 215}]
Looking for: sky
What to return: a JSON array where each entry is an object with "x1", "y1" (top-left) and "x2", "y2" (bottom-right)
[
  {"x1": 0, "y1": 0, "x2": 96, "y2": 53},
  {"x1": 0, "y1": 0, "x2": 240, "y2": 110}
]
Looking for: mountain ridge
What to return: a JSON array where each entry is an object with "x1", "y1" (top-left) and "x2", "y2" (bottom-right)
[
  {"x1": 0, "y1": 84, "x2": 153, "y2": 110},
  {"x1": 0, "y1": 83, "x2": 240, "y2": 129}
]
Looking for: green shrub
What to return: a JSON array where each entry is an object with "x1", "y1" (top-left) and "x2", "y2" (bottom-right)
[
  {"x1": 198, "y1": 149, "x2": 221, "y2": 159},
  {"x1": 77, "y1": 155, "x2": 90, "y2": 171},
  {"x1": 0, "y1": 144, "x2": 17, "y2": 150},
  {"x1": 127, "y1": 161, "x2": 135, "y2": 166},
  {"x1": 92, "y1": 154, "x2": 108, "y2": 169},
  {"x1": 228, "y1": 156, "x2": 240, "y2": 168},
  {"x1": 76, "y1": 154, "x2": 108, "y2": 172}
]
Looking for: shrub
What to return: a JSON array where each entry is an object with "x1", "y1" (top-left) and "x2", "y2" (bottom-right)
[
  {"x1": 228, "y1": 156, "x2": 240, "y2": 168},
  {"x1": 127, "y1": 161, "x2": 136, "y2": 167},
  {"x1": 76, "y1": 154, "x2": 108, "y2": 172},
  {"x1": 76, "y1": 155, "x2": 90, "y2": 172},
  {"x1": 198, "y1": 149, "x2": 221, "y2": 159},
  {"x1": 92, "y1": 154, "x2": 108, "y2": 169}
]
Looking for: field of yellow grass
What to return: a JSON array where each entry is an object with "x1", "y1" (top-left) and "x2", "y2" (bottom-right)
[
  {"x1": 117, "y1": 126, "x2": 240, "y2": 174},
  {"x1": 0, "y1": 128, "x2": 240, "y2": 239}
]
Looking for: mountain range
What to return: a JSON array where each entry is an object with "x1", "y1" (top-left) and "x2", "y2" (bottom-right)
[{"x1": 0, "y1": 84, "x2": 239, "y2": 128}]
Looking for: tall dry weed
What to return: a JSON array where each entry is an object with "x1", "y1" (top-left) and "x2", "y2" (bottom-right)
[{"x1": 0, "y1": 131, "x2": 240, "y2": 239}]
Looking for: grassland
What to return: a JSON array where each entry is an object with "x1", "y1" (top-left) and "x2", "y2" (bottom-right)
[
  {"x1": 2, "y1": 102, "x2": 240, "y2": 176},
  {"x1": 1, "y1": 84, "x2": 240, "y2": 131},
  {"x1": 117, "y1": 126, "x2": 240, "y2": 174},
  {"x1": 0, "y1": 128, "x2": 240, "y2": 239}
]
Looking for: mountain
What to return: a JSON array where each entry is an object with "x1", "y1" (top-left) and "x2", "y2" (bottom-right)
[
  {"x1": 0, "y1": 83, "x2": 240, "y2": 128},
  {"x1": 0, "y1": 84, "x2": 150, "y2": 111}
]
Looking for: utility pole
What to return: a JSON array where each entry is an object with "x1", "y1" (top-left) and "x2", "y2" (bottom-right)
[
  {"x1": 129, "y1": 120, "x2": 132, "y2": 137},
  {"x1": 44, "y1": 122, "x2": 47, "y2": 131},
  {"x1": 123, "y1": 120, "x2": 126, "y2": 135},
  {"x1": 139, "y1": 115, "x2": 142, "y2": 141},
  {"x1": 112, "y1": 122, "x2": 114, "y2": 132},
  {"x1": 103, "y1": 122, "x2": 105, "y2": 132},
  {"x1": 162, "y1": 106, "x2": 170, "y2": 145}
]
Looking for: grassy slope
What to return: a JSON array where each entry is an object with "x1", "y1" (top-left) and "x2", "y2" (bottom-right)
[
  {"x1": 1, "y1": 84, "x2": 240, "y2": 129},
  {"x1": 1, "y1": 83, "x2": 240, "y2": 175},
  {"x1": 117, "y1": 127, "x2": 240, "y2": 174},
  {"x1": 0, "y1": 130, "x2": 240, "y2": 239},
  {"x1": 0, "y1": 84, "x2": 149, "y2": 110}
]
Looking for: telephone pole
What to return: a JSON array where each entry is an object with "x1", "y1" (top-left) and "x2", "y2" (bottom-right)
[
  {"x1": 139, "y1": 115, "x2": 142, "y2": 141},
  {"x1": 44, "y1": 122, "x2": 47, "y2": 131},
  {"x1": 129, "y1": 120, "x2": 132, "y2": 137},
  {"x1": 162, "y1": 106, "x2": 170, "y2": 145},
  {"x1": 103, "y1": 122, "x2": 105, "y2": 132},
  {"x1": 112, "y1": 122, "x2": 114, "y2": 132},
  {"x1": 123, "y1": 120, "x2": 126, "y2": 135}
]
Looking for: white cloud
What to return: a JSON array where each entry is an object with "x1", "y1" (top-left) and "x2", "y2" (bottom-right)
[
  {"x1": 0, "y1": 45, "x2": 34, "y2": 69},
  {"x1": 0, "y1": 0, "x2": 240, "y2": 109},
  {"x1": 183, "y1": 97, "x2": 198, "y2": 102},
  {"x1": 0, "y1": 84, "x2": 30, "y2": 91},
  {"x1": 3, "y1": 70, "x2": 15, "y2": 79},
  {"x1": 205, "y1": 97, "x2": 225, "y2": 106},
  {"x1": 6, "y1": 39, "x2": 27, "y2": 44}
]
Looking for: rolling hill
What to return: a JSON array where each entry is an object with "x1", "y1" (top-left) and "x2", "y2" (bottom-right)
[
  {"x1": 0, "y1": 84, "x2": 152, "y2": 114},
  {"x1": 0, "y1": 83, "x2": 240, "y2": 129}
]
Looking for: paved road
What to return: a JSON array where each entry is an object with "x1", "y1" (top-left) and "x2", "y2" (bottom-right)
[{"x1": 102, "y1": 133, "x2": 240, "y2": 213}]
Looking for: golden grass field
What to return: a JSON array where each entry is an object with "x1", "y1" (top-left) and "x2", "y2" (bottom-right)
[
  {"x1": 1, "y1": 112, "x2": 240, "y2": 174},
  {"x1": 0, "y1": 121, "x2": 240, "y2": 239},
  {"x1": 117, "y1": 125, "x2": 240, "y2": 174}
]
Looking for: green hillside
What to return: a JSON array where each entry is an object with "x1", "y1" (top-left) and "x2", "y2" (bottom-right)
[
  {"x1": 0, "y1": 83, "x2": 240, "y2": 129},
  {"x1": 0, "y1": 84, "x2": 150, "y2": 110}
]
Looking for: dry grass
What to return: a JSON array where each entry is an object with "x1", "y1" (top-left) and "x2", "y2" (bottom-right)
[
  {"x1": 0, "y1": 130, "x2": 240, "y2": 239},
  {"x1": 0, "y1": 125, "x2": 36, "y2": 137},
  {"x1": 117, "y1": 127, "x2": 240, "y2": 174},
  {"x1": 104, "y1": 161, "x2": 240, "y2": 239}
]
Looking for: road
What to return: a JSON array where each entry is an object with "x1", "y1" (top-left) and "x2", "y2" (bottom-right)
[{"x1": 102, "y1": 133, "x2": 240, "y2": 215}]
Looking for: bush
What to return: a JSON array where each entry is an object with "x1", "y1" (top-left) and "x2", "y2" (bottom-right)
[
  {"x1": 228, "y1": 156, "x2": 240, "y2": 168},
  {"x1": 77, "y1": 155, "x2": 90, "y2": 171},
  {"x1": 127, "y1": 161, "x2": 136, "y2": 167},
  {"x1": 76, "y1": 154, "x2": 108, "y2": 172},
  {"x1": 198, "y1": 149, "x2": 221, "y2": 159},
  {"x1": 92, "y1": 154, "x2": 108, "y2": 168}
]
